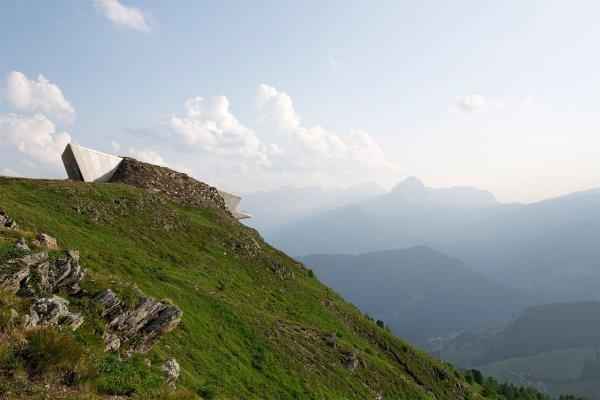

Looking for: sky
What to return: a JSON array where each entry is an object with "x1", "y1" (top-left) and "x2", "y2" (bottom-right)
[{"x1": 1, "y1": 1, "x2": 600, "y2": 203}]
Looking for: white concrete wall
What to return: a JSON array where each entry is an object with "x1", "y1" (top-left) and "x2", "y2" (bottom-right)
[
  {"x1": 219, "y1": 191, "x2": 251, "y2": 219},
  {"x1": 62, "y1": 144, "x2": 123, "y2": 183}
]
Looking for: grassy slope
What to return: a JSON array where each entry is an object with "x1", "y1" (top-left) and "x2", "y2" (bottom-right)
[{"x1": 0, "y1": 177, "x2": 483, "y2": 400}]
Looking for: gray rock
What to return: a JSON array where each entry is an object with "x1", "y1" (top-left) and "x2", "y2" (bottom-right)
[
  {"x1": 49, "y1": 250, "x2": 85, "y2": 295},
  {"x1": 1, "y1": 250, "x2": 85, "y2": 297},
  {"x1": 15, "y1": 238, "x2": 30, "y2": 252},
  {"x1": 162, "y1": 358, "x2": 180, "y2": 387},
  {"x1": 26, "y1": 296, "x2": 83, "y2": 331},
  {"x1": 341, "y1": 350, "x2": 360, "y2": 371},
  {"x1": 96, "y1": 289, "x2": 123, "y2": 320},
  {"x1": 34, "y1": 233, "x2": 59, "y2": 250},
  {"x1": 323, "y1": 333, "x2": 337, "y2": 348},
  {"x1": 0, "y1": 208, "x2": 17, "y2": 230},
  {"x1": 103, "y1": 332, "x2": 121, "y2": 352},
  {"x1": 0, "y1": 252, "x2": 46, "y2": 293},
  {"x1": 104, "y1": 296, "x2": 183, "y2": 353}
]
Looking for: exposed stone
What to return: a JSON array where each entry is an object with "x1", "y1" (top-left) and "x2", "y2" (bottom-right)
[
  {"x1": 270, "y1": 261, "x2": 295, "y2": 280},
  {"x1": 103, "y1": 332, "x2": 121, "y2": 352},
  {"x1": 47, "y1": 250, "x2": 85, "y2": 295},
  {"x1": 96, "y1": 289, "x2": 123, "y2": 320},
  {"x1": 0, "y1": 208, "x2": 17, "y2": 230},
  {"x1": 341, "y1": 350, "x2": 360, "y2": 371},
  {"x1": 35, "y1": 233, "x2": 59, "y2": 250},
  {"x1": 0, "y1": 252, "x2": 46, "y2": 293},
  {"x1": 15, "y1": 238, "x2": 30, "y2": 252},
  {"x1": 162, "y1": 358, "x2": 180, "y2": 388},
  {"x1": 103, "y1": 295, "x2": 183, "y2": 353},
  {"x1": 109, "y1": 157, "x2": 230, "y2": 216},
  {"x1": 26, "y1": 296, "x2": 83, "y2": 331},
  {"x1": 323, "y1": 332, "x2": 337, "y2": 348},
  {"x1": 0, "y1": 250, "x2": 85, "y2": 297}
]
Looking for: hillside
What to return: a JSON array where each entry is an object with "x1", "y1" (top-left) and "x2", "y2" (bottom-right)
[
  {"x1": 301, "y1": 247, "x2": 531, "y2": 347},
  {"x1": 0, "y1": 176, "x2": 494, "y2": 400}
]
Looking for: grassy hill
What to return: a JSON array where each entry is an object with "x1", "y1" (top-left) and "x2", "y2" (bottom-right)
[{"x1": 0, "y1": 176, "x2": 580, "y2": 400}]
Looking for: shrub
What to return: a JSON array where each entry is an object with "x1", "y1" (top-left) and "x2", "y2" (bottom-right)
[
  {"x1": 0, "y1": 343, "x2": 17, "y2": 373},
  {"x1": 196, "y1": 383, "x2": 217, "y2": 399},
  {"x1": 20, "y1": 328, "x2": 83, "y2": 377},
  {"x1": 95, "y1": 354, "x2": 163, "y2": 396}
]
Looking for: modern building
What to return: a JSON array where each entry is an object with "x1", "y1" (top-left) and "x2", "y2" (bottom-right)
[{"x1": 61, "y1": 143, "x2": 250, "y2": 220}]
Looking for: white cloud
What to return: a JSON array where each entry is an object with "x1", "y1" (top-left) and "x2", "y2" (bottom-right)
[
  {"x1": 170, "y1": 96, "x2": 272, "y2": 166},
  {"x1": 127, "y1": 147, "x2": 165, "y2": 166},
  {"x1": 0, "y1": 168, "x2": 22, "y2": 177},
  {"x1": 256, "y1": 84, "x2": 300, "y2": 130},
  {"x1": 5, "y1": 71, "x2": 75, "y2": 123},
  {"x1": 95, "y1": 0, "x2": 150, "y2": 32},
  {"x1": 256, "y1": 84, "x2": 396, "y2": 172},
  {"x1": 455, "y1": 94, "x2": 487, "y2": 112},
  {"x1": 0, "y1": 113, "x2": 71, "y2": 165}
]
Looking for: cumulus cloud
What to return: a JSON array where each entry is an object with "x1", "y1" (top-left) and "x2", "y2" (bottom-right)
[
  {"x1": 0, "y1": 168, "x2": 22, "y2": 177},
  {"x1": 256, "y1": 84, "x2": 300, "y2": 130},
  {"x1": 95, "y1": 0, "x2": 150, "y2": 32},
  {"x1": 170, "y1": 96, "x2": 273, "y2": 166},
  {"x1": 455, "y1": 94, "x2": 487, "y2": 112},
  {"x1": 5, "y1": 71, "x2": 75, "y2": 123},
  {"x1": 127, "y1": 147, "x2": 166, "y2": 166},
  {"x1": 256, "y1": 84, "x2": 395, "y2": 172},
  {"x1": 0, "y1": 113, "x2": 71, "y2": 165}
]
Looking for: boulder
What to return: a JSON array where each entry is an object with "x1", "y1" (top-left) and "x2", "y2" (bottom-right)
[
  {"x1": 103, "y1": 332, "x2": 121, "y2": 352},
  {"x1": 96, "y1": 289, "x2": 123, "y2": 320},
  {"x1": 102, "y1": 294, "x2": 183, "y2": 353},
  {"x1": 0, "y1": 208, "x2": 17, "y2": 230},
  {"x1": 0, "y1": 252, "x2": 46, "y2": 293},
  {"x1": 33, "y1": 233, "x2": 59, "y2": 250},
  {"x1": 26, "y1": 296, "x2": 83, "y2": 331},
  {"x1": 48, "y1": 250, "x2": 85, "y2": 294},
  {"x1": 15, "y1": 238, "x2": 30, "y2": 252},
  {"x1": 1, "y1": 250, "x2": 85, "y2": 297},
  {"x1": 341, "y1": 350, "x2": 360, "y2": 371},
  {"x1": 162, "y1": 358, "x2": 180, "y2": 387},
  {"x1": 323, "y1": 333, "x2": 337, "y2": 348}
]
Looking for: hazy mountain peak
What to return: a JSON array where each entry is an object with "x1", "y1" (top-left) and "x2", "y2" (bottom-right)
[{"x1": 391, "y1": 176, "x2": 427, "y2": 195}]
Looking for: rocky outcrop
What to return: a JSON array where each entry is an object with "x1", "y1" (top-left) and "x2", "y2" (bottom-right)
[
  {"x1": 0, "y1": 208, "x2": 17, "y2": 230},
  {"x1": 162, "y1": 358, "x2": 180, "y2": 388},
  {"x1": 15, "y1": 238, "x2": 30, "y2": 252},
  {"x1": 1, "y1": 247, "x2": 86, "y2": 332},
  {"x1": 109, "y1": 157, "x2": 230, "y2": 216},
  {"x1": 32, "y1": 233, "x2": 59, "y2": 250},
  {"x1": 97, "y1": 289, "x2": 183, "y2": 354},
  {"x1": 0, "y1": 250, "x2": 85, "y2": 297},
  {"x1": 341, "y1": 349, "x2": 360, "y2": 371},
  {"x1": 25, "y1": 296, "x2": 83, "y2": 331}
]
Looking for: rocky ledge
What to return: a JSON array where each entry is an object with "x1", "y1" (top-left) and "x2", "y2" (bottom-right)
[
  {"x1": 109, "y1": 157, "x2": 231, "y2": 216},
  {"x1": 97, "y1": 289, "x2": 182, "y2": 354}
]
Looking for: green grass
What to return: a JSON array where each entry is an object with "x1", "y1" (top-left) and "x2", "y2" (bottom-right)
[{"x1": 0, "y1": 177, "x2": 487, "y2": 399}]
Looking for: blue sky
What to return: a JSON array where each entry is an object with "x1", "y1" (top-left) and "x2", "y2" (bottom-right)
[{"x1": 1, "y1": 1, "x2": 599, "y2": 202}]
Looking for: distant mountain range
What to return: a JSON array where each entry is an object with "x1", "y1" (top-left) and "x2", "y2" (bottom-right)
[
  {"x1": 437, "y1": 302, "x2": 600, "y2": 399},
  {"x1": 241, "y1": 182, "x2": 384, "y2": 237},
  {"x1": 271, "y1": 177, "x2": 600, "y2": 302},
  {"x1": 301, "y1": 246, "x2": 532, "y2": 347}
]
